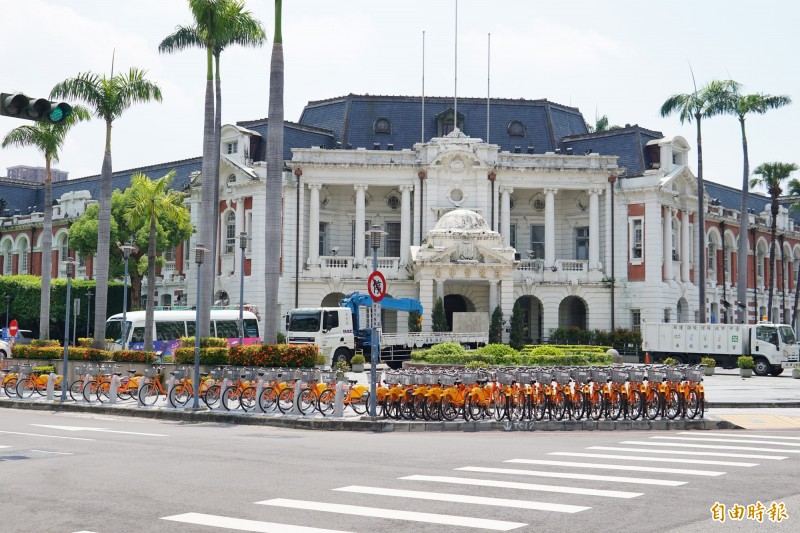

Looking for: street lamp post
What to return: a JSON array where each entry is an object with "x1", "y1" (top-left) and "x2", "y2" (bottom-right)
[
  {"x1": 119, "y1": 241, "x2": 135, "y2": 349},
  {"x1": 86, "y1": 290, "x2": 93, "y2": 338},
  {"x1": 192, "y1": 244, "x2": 208, "y2": 409},
  {"x1": 366, "y1": 224, "x2": 387, "y2": 418},
  {"x1": 238, "y1": 232, "x2": 248, "y2": 346},
  {"x1": 60, "y1": 258, "x2": 76, "y2": 401}
]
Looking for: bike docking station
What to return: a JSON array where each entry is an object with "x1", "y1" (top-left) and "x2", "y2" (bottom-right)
[
  {"x1": 290, "y1": 375, "x2": 304, "y2": 416},
  {"x1": 45, "y1": 373, "x2": 57, "y2": 401},
  {"x1": 164, "y1": 375, "x2": 176, "y2": 409},
  {"x1": 108, "y1": 374, "x2": 120, "y2": 405}
]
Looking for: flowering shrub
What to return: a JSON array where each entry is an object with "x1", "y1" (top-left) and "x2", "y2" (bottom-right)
[
  {"x1": 11, "y1": 345, "x2": 62, "y2": 359},
  {"x1": 174, "y1": 347, "x2": 229, "y2": 365},
  {"x1": 228, "y1": 344, "x2": 317, "y2": 368},
  {"x1": 67, "y1": 347, "x2": 111, "y2": 361},
  {"x1": 112, "y1": 350, "x2": 157, "y2": 363},
  {"x1": 179, "y1": 337, "x2": 228, "y2": 348}
]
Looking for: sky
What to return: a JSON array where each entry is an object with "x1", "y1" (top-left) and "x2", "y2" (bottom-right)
[{"x1": 1, "y1": 0, "x2": 798, "y2": 195}]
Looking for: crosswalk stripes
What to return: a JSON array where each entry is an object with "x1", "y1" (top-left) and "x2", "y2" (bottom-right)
[
  {"x1": 455, "y1": 466, "x2": 686, "y2": 486},
  {"x1": 651, "y1": 435, "x2": 800, "y2": 447},
  {"x1": 618, "y1": 440, "x2": 800, "y2": 454},
  {"x1": 504, "y1": 458, "x2": 726, "y2": 476},
  {"x1": 401, "y1": 474, "x2": 641, "y2": 498},
  {"x1": 161, "y1": 512, "x2": 354, "y2": 533},
  {"x1": 255, "y1": 499, "x2": 528, "y2": 531},
  {"x1": 0, "y1": 445, "x2": 10, "y2": 449},
  {"x1": 587, "y1": 445, "x2": 788, "y2": 460},
  {"x1": 678, "y1": 431, "x2": 800, "y2": 441},
  {"x1": 548, "y1": 451, "x2": 759, "y2": 467},
  {"x1": 332, "y1": 485, "x2": 590, "y2": 513}
]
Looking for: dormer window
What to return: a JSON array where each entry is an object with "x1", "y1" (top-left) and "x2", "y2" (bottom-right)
[
  {"x1": 226, "y1": 141, "x2": 238, "y2": 154},
  {"x1": 507, "y1": 120, "x2": 526, "y2": 137},
  {"x1": 374, "y1": 117, "x2": 391, "y2": 134},
  {"x1": 436, "y1": 108, "x2": 465, "y2": 136}
]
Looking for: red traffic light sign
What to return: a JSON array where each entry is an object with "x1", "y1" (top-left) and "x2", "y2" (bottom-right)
[
  {"x1": 9, "y1": 319, "x2": 18, "y2": 337},
  {"x1": 367, "y1": 271, "x2": 387, "y2": 302}
]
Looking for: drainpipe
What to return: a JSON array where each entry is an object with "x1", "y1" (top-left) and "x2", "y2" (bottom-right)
[
  {"x1": 294, "y1": 168, "x2": 302, "y2": 309},
  {"x1": 418, "y1": 171, "x2": 426, "y2": 243},
  {"x1": 608, "y1": 175, "x2": 617, "y2": 330},
  {"x1": 488, "y1": 171, "x2": 496, "y2": 231}
]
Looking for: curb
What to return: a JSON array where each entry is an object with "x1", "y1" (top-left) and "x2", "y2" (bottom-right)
[
  {"x1": 706, "y1": 402, "x2": 800, "y2": 409},
  {"x1": 0, "y1": 398, "x2": 742, "y2": 432}
]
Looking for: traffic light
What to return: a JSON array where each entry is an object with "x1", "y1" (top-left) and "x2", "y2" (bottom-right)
[{"x1": 0, "y1": 92, "x2": 72, "y2": 124}]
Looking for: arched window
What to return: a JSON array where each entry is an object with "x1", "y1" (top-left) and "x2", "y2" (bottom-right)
[
  {"x1": 18, "y1": 236, "x2": 29, "y2": 274},
  {"x1": 373, "y1": 117, "x2": 391, "y2": 134},
  {"x1": 507, "y1": 120, "x2": 526, "y2": 137},
  {"x1": 225, "y1": 211, "x2": 236, "y2": 254}
]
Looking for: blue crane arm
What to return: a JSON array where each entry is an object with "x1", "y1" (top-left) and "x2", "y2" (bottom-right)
[{"x1": 340, "y1": 292, "x2": 423, "y2": 333}]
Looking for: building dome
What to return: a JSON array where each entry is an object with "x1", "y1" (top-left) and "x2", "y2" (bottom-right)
[{"x1": 431, "y1": 209, "x2": 490, "y2": 233}]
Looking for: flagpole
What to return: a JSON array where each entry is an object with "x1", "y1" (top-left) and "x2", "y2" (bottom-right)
[
  {"x1": 486, "y1": 33, "x2": 490, "y2": 143},
  {"x1": 421, "y1": 30, "x2": 425, "y2": 143},
  {"x1": 453, "y1": 0, "x2": 458, "y2": 131}
]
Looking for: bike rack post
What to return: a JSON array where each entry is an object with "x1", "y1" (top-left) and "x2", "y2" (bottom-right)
[
  {"x1": 290, "y1": 379, "x2": 303, "y2": 415},
  {"x1": 218, "y1": 378, "x2": 230, "y2": 411},
  {"x1": 82, "y1": 373, "x2": 91, "y2": 403},
  {"x1": 137, "y1": 378, "x2": 147, "y2": 408},
  {"x1": 46, "y1": 373, "x2": 56, "y2": 401},
  {"x1": 165, "y1": 377, "x2": 176, "y2": 409},
  {"x1": 332, "y1": 381, "x2": 346, "y2": 418},
  {"x1": 0, "y1": 370, "x2": 6, "y2": 397},
  {"x1": 255, "y1": 378, "x2": 265, "y2": 408},
  {"x1": 108, "y1": 375, "x2": 119, "y2": 405}
]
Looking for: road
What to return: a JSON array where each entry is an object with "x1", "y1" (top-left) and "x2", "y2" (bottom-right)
[{"x1": 1, "y1": 409, "x2": 798, "y2": 532}]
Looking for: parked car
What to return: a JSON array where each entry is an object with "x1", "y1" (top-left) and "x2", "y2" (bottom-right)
[{"x1": 0, "y1": 339, "x2": 10, "y2": 360}]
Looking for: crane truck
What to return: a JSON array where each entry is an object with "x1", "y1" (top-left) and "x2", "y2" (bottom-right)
[
  {"x1": 641, "y1": 321, "x2": 799, "y2": 376},
  {"x1": 285, "y1": 292, "x2": 488, "y2": 367}
]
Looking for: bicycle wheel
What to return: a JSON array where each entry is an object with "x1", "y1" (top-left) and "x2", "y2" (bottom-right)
[
  {"x1": 493, "y1": 392, "x2": 508, "y2": 421},
  {"x1": 424, "y1": 396, "x2": 440, "y2": 421},
  {"x1": 3, "y1": 377, "x2": 17, "y2": 397},
  {"x1": 202, "y1": 384, "x2": 221, "y2": 408},
  {"x1": 138, "y1": 383, "x2": 159, "y2": 406},
  {"x1": 627, "y1": 389, "x2": 643, "y2": 420},
  {"x1": 277, "y1": 387, "x2": 295, "y2": 414},
  {"x1": 550, "y1": 392, "x2": 567, "y2": 421},
  {"x1": 350, "y1": 391, "x2": 369, "y2": 415},
  {"x1": 240, "y1": 386, "x2": 257, "y2": 412},
  {"x1": 82, "y1": 380, "x2": 97, "y2": 402},
  {"x1": 664, "y1": 389, "x2": 681, "y2": 420},
  {"x1": 68, "y1": 380, "x2": 85, "y2": 401},
  {"x1": 317, "y1": 388, "x2": 335, "y2": 416},
  {"x1": 588, "y1": 389, "x2": 604, "y2": 421},
  {"x1": 510, "y1": 391, "x2": 526, "y2": 421},
  {"x1": 96, "y1": 381, "x2": 111, "y2": 403},
  {"x1": 532, "y1": 392, "x2": 547, "y2": 421},
  {"x1": 686, "y1": 390, "x2": 700, "y2": 419},
  {"x1": 169, "y1": 383, "x2": 190, "y2": 407},
  {"x1": 644, "y1": 390, "x2": 660, "y2": 420},
  {"x1": 16, "y1": 377, "x2": 36, "y2": 399},
  {"x1": 413, "y1": 394, "x2": 428, "y2": 419},
  {"x1": 570, "y1": 390, "x2": 585, "y2": 420},
  {"x1": 465, "y1": 396, "x2": 482, "y2": 421},
  {"x1": 117, "y1": 379, "x2": 133, "y2": 401},
  {"x1": 440, "y1": 397, "x2": 459, "y2": 421},
  {"x1": 259, "y1": 386, "x2": 278, "y2": 412},
  {"x1": 221, "y1": 386, "x2": 240, "y2": 411},
  {"x1": 35, "y1": 377, "x2": 49, "y2": 396},
  {"x1": 607, "y1": 390, "x2": 623, "y2": 420},
  {"x1": 297, "y1": 388, "x2": 317, "y2": 414}
]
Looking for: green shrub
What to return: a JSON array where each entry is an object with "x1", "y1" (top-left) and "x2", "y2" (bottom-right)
[
  {"x1": 737, "y1": 356, "x2": 754, "y2": 369},
  {"x1": 277, "y1": 332, "x2": 286, "y2": 344},
  {"x1": 701, "y1": 357, "x2": 716, "y2": 367},
  {"x1": 427, "y1": 342, "x2": 466, "y2": 356},
  {"x1": 31, "y1": 339, "x2": 59, "y2": 347},
  {"x1": 529, "y1": 345, "x2": 565, "y2": 356},
  {"x1": 663, "y1": 357, "x2": 679, "y2": 366},
  {"x1": 11, "y1": 345, "x2": 62, "y2": 359},
  {"x1": 161, "y1": 356, "x2": 175, "y2": 364},
  {"x1": 179, "y1": 337, "x2": 228, "y2": 348},
  {"x1": 112, "y1": 350, "x2": 157, "y2": 363},
  {"x1": 465, "y1": 360, "x2": 486, "y2": 370},
  {"x1": 521, "y1": 353, "x2": 591, "y2": 366},
  {"x1": 350, "y1": 354, "x2": 366, "y2": 365},
  {"x1": 587, "y1": 352, "x2": 613, "y2": 365},
  {"x1": 174, "y1": 346, "x2": 229, "y2": 365},
  {"x1": 32, "y1": 365, "x2": 56, "y2": 374},
  {"x1": 77, "y1": 338, "x2": 93, "y2": 347},
  {"x1": 314, "y1": 353, "x2": 327, "y2": 366},
  {"x1": 476, "y1": 344, "x2": 518, "y2": 357}
]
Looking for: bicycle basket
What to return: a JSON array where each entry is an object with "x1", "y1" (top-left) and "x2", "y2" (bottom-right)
[
  {"x1": 667, "y1": 368, "x2": 685, "y2": 382},
  {"x1": 647, "y1": 368, "x2": 666, "y2": 381},
  {"x1": 686, "y1": 368, "x2": 704, "y2": 382},
  {"x1": 74, "y1": 365, "x2": 85, "y2": 375},
  {"x1": 496, "y1": 371, "x2": 516, "y2": 385},
  {"x1": 611, "y1": 368, "x2": 629, "y2": 384},
  {"x1": 514, "y1": 370, "x2": 531, "y2": 383},
  {"x1": 591, "y1": 368, "x2": 609, "y2": 381},
  {"x1": 172, "y1": 368, "x2": 188, "y2": 380},
  {"x1": 86, "y1": 365, "x2": 99, "y2": 375},
  {"x1": 321, "y1": 371, "x2": 337, "y2": 383},
  {"x1": 438, "y1": 374, "x2": 457, "y2": 387},
  {"x1": 554, "y1": 370, "x2": 572, "y2": 385},
  {"x1": 223, "y1": 368, "x2": 238, "y2": 380},
  {"x1": 627, "y1": 368, "x2": 646, "y2": 382},
  {"x1": 422, "y1": 373, "x2": 439, "y2": 386},
  {"x1": 537, "y1": 369, "x2": 554, "y2": 383},
  {"x1": 7, "y1": 364, "x2": 20, "y2": 373},
  {"x1": 144, "y1": 367, "x2": 158, "y2": 378},
  {"x1": 571, "y1": 369, "x2": 590, "y2": 383},
  {"x1": 20, "y1": 364, "x2": 33, "y2": 374},
  {"x1": 300, "y1": 369, "x2": 317, "y2": 382},
  {"x1": 209, "y1": 368, "x2": 224, "y2": 380}
]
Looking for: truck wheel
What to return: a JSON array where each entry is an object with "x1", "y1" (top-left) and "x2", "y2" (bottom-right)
[
  {"x1": 769, "y1": 367, "x2": 784, "y2": 376},
  {"x1": 753, "y1": 357, "x2": 771, "y2": 377},
  {"x1": 333, "y1": 348, "x2": 351, "y2": 365}
]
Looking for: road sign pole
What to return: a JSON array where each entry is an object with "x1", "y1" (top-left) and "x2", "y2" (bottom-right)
[{"x1": 370, "y1": 244, "x2": 378, "y2": 418}]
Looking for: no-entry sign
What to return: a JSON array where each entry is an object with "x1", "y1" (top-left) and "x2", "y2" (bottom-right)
[
  {"x1": 367, "y1": 271, "x2": 387, "y2": 302},
  {"x1": 9, "y1": 319, "x2": 18, "y2": 337}
]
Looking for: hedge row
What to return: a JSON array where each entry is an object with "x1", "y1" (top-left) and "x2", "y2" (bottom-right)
[
  {"x1": 11, "y1": 345, "x2": 157, "y2": 363},
  {"x1": 173, "y1": 344, "x2": 318, "y2": 368},
  {"x1": 411, "y1": 342, "x2": 612, "y2": 366}
]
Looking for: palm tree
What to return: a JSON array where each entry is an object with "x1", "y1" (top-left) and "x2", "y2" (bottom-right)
[
  {"x1": 159, "y1": 0, "x2": 265, "y2": 330},
  {"x1": 1, "y1": 105, "x2": 90, "y2": 339},
  {"x1": 264, "y1": 0, "x2": 284, "y2": 344},
  {"x1": 51, "y1": 68, "x2": 162, "y2": 346},
  {"x1": 125, "y1": 171, "x2": 190, "y2": 351},
  {"x1": 707, "y1": 86, "x2": 792, "y2": 323},
  {"x1": 750, "y1": 163, "x2": 798, "y2": 322},
  {"x1": 659, "y1": 79, "x2": 730, "y2": 323},
  {"x1": 789, "y1": 179, "x2": 800, "y2": 334}
]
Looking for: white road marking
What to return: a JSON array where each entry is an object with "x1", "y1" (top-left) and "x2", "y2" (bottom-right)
[
  {"x1": 333, "y1": 485, "x2": 589, "y2": 513},
  {"x1": 550, "y1": 451, "x2": 758, "y2": 467},
  {"x1": 29, "y1": 449, "x2": 73, "y2": 455},
  {"x1": 589, "y1": 446, "x2": 786, "y2": 460},
  {"x1": 619, "y1": 440, "x2": 800, "y2": 454},
  {"x1": 456, "y1": 466, "x2": 686, "y2": 486},
  {"x1": 0, "y1": 430, "x2": 93, "y2": 442},
  {"x1": 256, "y1": 499, "x2": 527, "y2": 531},
  {"x1": 162, "y1": 513, "x2": 352, "y2": 533},
  {"x1": 652, "y1": 436, "x2": 800, "y2": 447},
  {"x1": 679, "y1": 432, "x2": 800, "y2": 441},
  {"x1": 400, "y1": 475, "x2": 642, "y2": 499},
  {"x1": 505, "y1": 458, "x2": 725, "y2": 477},
  {"x1": 0, "y1": 445, "x2": 10, "y2": 449},
  {"x1": 30, "y1": 424, "x2": 167, "y2": 437}
]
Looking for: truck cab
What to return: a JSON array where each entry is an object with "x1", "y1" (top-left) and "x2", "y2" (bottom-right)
[
  {"x1": 751, "y1": 323, "x2": 799, "y2": 376},
  {"x1": 285, "y1": 307, "x2": 354, "y2": 365}
]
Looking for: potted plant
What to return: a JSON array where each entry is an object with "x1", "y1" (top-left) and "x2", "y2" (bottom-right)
[
  {"x1": 701, "y1": 357, "x2": 716, "y2": 376},
  {"x1": 314, "y1": 353, "x2": 327, "y2": 369},
  {"x1": 738, "y1": 356, "x2": 754, "y2": 378},
  {"x1": 350, "y1": 354, "x2": 366, "y2": 373},
  {"x1": 792, "y1": 367, "x2": 800, "y2": 379},
  {"x1": 333, "y1": 360, "x2": 350, "y2": 379},
  {"x1": 663, "y1": 357, "x2": 679, "y2": 366}
]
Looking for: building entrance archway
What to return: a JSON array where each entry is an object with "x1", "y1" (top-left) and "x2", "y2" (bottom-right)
[
  {"x1": 558, "y1": 296, "x2": 587, "y2": 330},
  {"x1": 444, "y1": 294, "x2": 475, "y2": 331}
]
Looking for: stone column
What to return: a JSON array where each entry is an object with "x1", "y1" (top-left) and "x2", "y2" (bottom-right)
[
  {"x1": 588, "y1": 188, "x2": 602, "y2": 270},
  {"x1": 663, "y1": 206, "x2": 673, "y2": 281},
  {"x1": 500, "y1": 275, "x2": 515, "y2": 343},
  {"x1": 681, "y1": 209, "x2": 691, "y2": 282},
  {"x1": 545, "y1": 188, "x2": 558, "y2": 268},
  {"x1": 489, "y1": 280, "x2": 498, "y2": 314},
  {"x1": 500, "y1": 186, "x2": 513, "y2": 247},
  {"x1": 436, "y1": 280, "x2": 445, "y2": 301},
  {"x1": 413, "y1": 180, "x2": 421, "y2": 247},
  {"x1": 354, "y1": 184, "x2": 367, "y2": 265},
  {"x1": 419, "y1": 277, "x2": 435, "y2": 331},
  {"x1": 307, "y1": 184, "x2": 322, "y2": 266},
  {"x1": 400, "y1": 184, "x2": 413, "y2": 265}
]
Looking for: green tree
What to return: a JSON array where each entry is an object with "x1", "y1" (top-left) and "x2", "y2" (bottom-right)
[
  {"x1": 51, "y1": 67, "x2": 163, "y2": 346},
  {"x1": 489, "y1": 305, "x2": 503, "y2": 344},
  {"x1": 751, "y1": 162, "x2": 798, "y2": 321},
  {"x1": 1, "y1": 105, "x2": 90, "y2": 339},
  {"x1": 585, "y1": 115, "x2": 620, "y2": 133},
  {"x1": 124, "y1": 171, "x2": 191, "y2": 351},
  {"x1": 264, "y1": 0, "x2": 285, "y2": 343},
  {"x1": 509, "y1": 299, "x2": 525, "y2": 350},
  {"x1": 159, "y1": 0, "x2": 265, "y2": 335},
  {"x1": 707, "y1": 84, "x2": 792, "y2": 323},
  {"x1": 431, "y1": 297, "x2": 448, "y2": 332},
  {"x1": 408, "y1": 310, "x2": 422, "y2": 333},
  {"x1": 660, "y1": 78, "x2": 732, "y2": 323}
]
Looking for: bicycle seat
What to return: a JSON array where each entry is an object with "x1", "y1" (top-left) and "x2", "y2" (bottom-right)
[
  {"x1": 113, "y1": 372, "x2": 122, "y2": 376},
  {"x1": 128, "y1": 369, "x2": 136, "y2": 374},
  {"x1": 348, "y1": 380, "x2": 358, "y2": 385}
]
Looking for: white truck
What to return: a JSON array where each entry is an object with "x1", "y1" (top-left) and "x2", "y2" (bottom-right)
[
  {"x1": 285, "y1": 294, "x2": 488, "y2": 368},
  {"x1": 641, "y1": 321, "x2": 799, "y2": 376}
]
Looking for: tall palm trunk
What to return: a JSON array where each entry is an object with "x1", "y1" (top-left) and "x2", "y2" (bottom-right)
[
  {"x1": 144, "y1": 212, "x2": 157, "y2": 352},
  {"x1": 695, "y1": 113, "x2": 706, "y2": 323},
  {"x1": 264, "y1": 0, "x2": 284, "y2": 344},
  {"x1": 39, "y1": 157, "x2": 53, "y2": 339},
  {"x1": 767, "y1": 196, "x2": 779, "y2": 321},
  {"x1": 793, "y1": 260, "x2": 800, "y2": 334},
  {"x1": 736, "y1": 117, "x2": 750, "y2": 323},
  {"x1": 93, "y1": 121, "x2": 113, "y2": 347},
  {"x1": 211, "y1": 54, "x2": 223, "y2": 305},
  {"x1": 198, "y1": 45, "x2": 216, "y2": 337}
]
